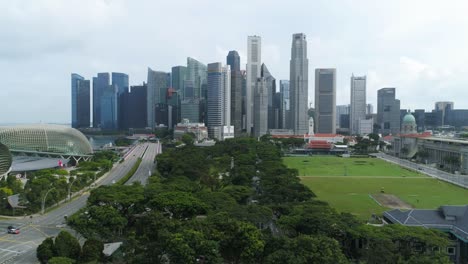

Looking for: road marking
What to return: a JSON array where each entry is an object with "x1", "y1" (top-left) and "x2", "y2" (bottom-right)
[{"x1": 0, "y1": 248, "x2": 21, "y2": 253}]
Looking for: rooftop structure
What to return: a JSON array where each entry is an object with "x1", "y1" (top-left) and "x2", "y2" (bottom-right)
[{"x1": 0, "y1": 124, "x2": 93, "y2": 163}]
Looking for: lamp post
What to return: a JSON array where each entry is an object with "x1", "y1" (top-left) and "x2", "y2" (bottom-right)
[
  {"x1": 68, "y1": 177, "x2": 77, "y2": 201},
  {"x1": 41, "y1": 187, "x2": 55, "y2": 215}
]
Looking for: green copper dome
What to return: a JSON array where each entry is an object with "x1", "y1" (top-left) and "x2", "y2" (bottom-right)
[{"x1": 402, "y1": 113, "x2": 416, "y2": 123}]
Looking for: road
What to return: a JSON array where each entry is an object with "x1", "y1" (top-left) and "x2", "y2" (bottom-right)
[
  {"x1": 125, "y1": 142, "x2": 160, "y2": 185},
  {"x1": 0, "y1": 142, "x2": 160, "y2": 264},
  {"x1": 372, "y1": 152, "x2": 468, "y2": 188}
]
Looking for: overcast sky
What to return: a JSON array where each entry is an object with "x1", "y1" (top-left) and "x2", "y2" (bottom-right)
[{"x1": 2, "y1": 0, "x2": 468, "y2": 123}]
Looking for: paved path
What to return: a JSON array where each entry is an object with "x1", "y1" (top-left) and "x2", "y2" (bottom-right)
[{"x1": 0, "y1": 143, "x2": 153, "y2": 264}]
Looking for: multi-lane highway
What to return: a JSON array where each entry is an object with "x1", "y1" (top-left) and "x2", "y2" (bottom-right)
[
  {"x1": 0, "y1": 142, "x2": 160, "y2": 264},
  {"x1": 125, "y1": 142, "x2": 160, "y2": 185}
]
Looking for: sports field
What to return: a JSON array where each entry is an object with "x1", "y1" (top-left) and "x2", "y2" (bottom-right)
[{"x1": 284, "y1": 156, "x2": 468, "y2": 219}]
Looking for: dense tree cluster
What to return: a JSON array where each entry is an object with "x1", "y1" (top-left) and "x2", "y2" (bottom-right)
[{"x1": 62, "y1": 138, "x2": 450, "y2": 264}]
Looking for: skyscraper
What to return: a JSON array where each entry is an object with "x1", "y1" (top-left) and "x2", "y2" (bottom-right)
[
  {"x1": 120, "y1": 84, "x2": 147, "y2": 130},
  {"x1": 147, "y1": 68, "x2": 170, "y2": 128},
  {"x1": 377, "y1": 88, "x2": 400, "y2": 135},
  {"x1": 336, "y1": 105, "x2": 349, "y2": 129},
  {"x1": 172, "y1": 66, "x2": 187, "y2": 93},
  {"x1": 227, "y1": 51, "x2": 242, "y2": 137},
  {"x1": 207, "y1": 63, "x2": 231, "y2": 140},
  {"x1": 186, "y1": 57, "x2": 207, "y2": 99},
  {"x1": 350, "y1": 75, "x2": 366, "y2": 135},
  {"x1": 92, "y1": 73, "x2": 110, "y2": 128},
  {"x1": 261, "y1": 64, "x2": 276, "y2": 130},
  {"x1": 246, "y1": 36, "x2": 262, "y2": 135},
  {"x1": 280, "y1": 80, "x2": 290, "y2": 129},
  {"x1": 290, "y1": 33, "x2": 309, "y2": 135},
  {"x1": 111, "y1": 72, "x2": 129, "y2": 95},
  {"x1": 315, "y1": 68, "x2": 336, "y2": 134},
  {"x1": 100, "y1": 85, "x2": 118, "y2": 130},
  {"x1": 71, "y1": 74, "x2": 90, "y2": 128},
  {"x1": 254, "y1": 77, "x2": 268, "y2": 138}
]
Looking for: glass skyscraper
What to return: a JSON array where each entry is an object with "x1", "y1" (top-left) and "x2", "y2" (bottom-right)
[
  {"x1": 71, "y1": 73, "x2": 90, "y2": 129},
  {"x1": 290, "y1": 33, "x2": 309, "y2": 135},
  {"x1": 227, "y1": 51, "x2": 242, "y2": 136},
  {"x1": 315, "y1": 68, "x2": 337, "y2": 134},
  {"x1": 147, "y1": 68, "x2": 171, "y2": 128},
  {"x1": 92, "y1": 73, "x2": 110, "y2": 128}
]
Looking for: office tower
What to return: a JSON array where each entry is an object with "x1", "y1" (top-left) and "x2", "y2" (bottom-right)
[
  {"x1": 435, "y1": 101, "x2": 454, "y2": 126},
  {"x1": 336, "y1": 105, "x2": 349, "y2": 128},
  {"x1": 92, "y1": 73, "x2": 110, "y2": 128},
  {"x1": 241, "y1": 70, "x2": 247, "y2": 131},
  {"x1": 412, "y1": 109, "x2": 425, "y2": 132},
  {"x1": 207, "y1": 63, "x2": 232, "y2": 140},
  {"x1": 246, "y1": 36, "x2": 262, "y2": 134},
  {"x1": 186, "y1": 57, "x2": 207, "y2": 99},
  {"x1": 261, "y1": 64, "x2": 276, "y2": 130},
  {"x1": 100, "y1": 85, "x2": 118, "y2": 130},
  {"x1": 111, "y1": 72, "x2": 129, "y2": 95},
  {"x1": 227, "y1": 51, "x2": 242, "y2": 136},
  {"x1": 315, "y1": 68, "x2": 336, "y2": 134},
  {"x1": 121, "y1": 84, "x2": 147, "y2": 129},
  {"x1": 227, "y1": 51, "x2": 241, "y2": 72},
  {"x1": 350, "y1": 75, "x2": 366, "y2": 135},
  {"x1": 377, "y1": 88, "x2": 400, "y2": 135},
  {"x1": 147, "y1": 68, "x2": 170, "y2": 128},
  {"x1": 273, "y1": 92, "x2": 281, "y2": 129},
  {"x1": 166, "y1": 87, "x2": 180, "y2": 128},
  {"x1": 280, "y1": 80, "x2": 290, "y2": 129},
  {"x1": 290, "y1": 33, "x2": 309, "y2": 135},
  {"x1": 172, "y1": 66, "x2": 187, "y2": 93},
  {"x1": 181, "y1": 99, "x2": 200, "y2": 123},
  {"x1": 71, "y1": 74, "x2": 90, "y2": 129},
  {"x1": 254, "y1": 77, "x2": 268, "y2": 137},
  {"x1": 367, "y1": 104, "x2": 374, "y2": 115}
]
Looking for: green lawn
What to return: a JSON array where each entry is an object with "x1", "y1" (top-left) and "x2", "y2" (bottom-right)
[
  {"x1": 283, "y1": 156, "x2": 468, "y2": 220},
  {"x1": 284, "y1": 156, "x2": 423, "y2": 177}
]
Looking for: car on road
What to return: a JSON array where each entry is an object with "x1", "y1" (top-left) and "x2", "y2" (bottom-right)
[{"x1": 7, "y1": 226, "x2": 20, "y2": 234}]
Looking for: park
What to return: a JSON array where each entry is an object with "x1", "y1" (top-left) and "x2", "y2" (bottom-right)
[{"x1": 284, "y1": 155, "x2": 468, "y2": 219}]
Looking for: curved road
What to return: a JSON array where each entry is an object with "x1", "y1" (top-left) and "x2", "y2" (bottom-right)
[{"x1": 0, "y1": 142, "x2": 161, "y2": 264}]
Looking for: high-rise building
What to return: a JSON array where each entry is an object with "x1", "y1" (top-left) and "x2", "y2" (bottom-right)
[
  {"x1": 121, "y1": 84, "x2": 147, "y2": 130},
  {"x1": 280, "y1": 80, "x2": 290, "y2": 129},
  {"x1": 92, "y1": 73, "x2": 110, "y2": 128},
  {"x1": 261, "y1": 64, "x2": 277, "y2": 130},
  {"x1": 227, "y1": 51, "x2": 242, "y2": 136},
  {"x1": 315, "y1": 68, "x2": 336, "y2": 134},
  {"x1": 435, "y1": 101, "x2": 454, "y2": 126},
  {"x1": 367, "y1": 104, "x2": 374, "y2": 115},
  {"x1": 71, "y1": 74, "x2": 90, "y2": 129},
  {"x1": 227, "y1": 51, "x2": 240, "y2": 72},
  {"x1": 290, "y1": 33, "x2": 309, "y2": 135},
  {"x1": 254, "y1": 77, "x2": 268, "y2": 138},
  {"x1": 100, "y1": 84, "x2": 118, "y2": 130},
  {"x1": 336, "y1": 105, "x2": 349, "y2": 128},
  {"x1": 111, "y1": 72, "x2": 129, "y2": 95},
  {"x1": 186, "y1": 57, "x2": 207, "y2": 99},
  {"x1": 181, "y1": 99, "x2": 200, "y2": 123},
  {"x1": 147, "y1": 68, "x2": 171, "y2": 128},
  {"x1": 172, "y1": 66, "x2": 187, "y2": 93},
  {"x1": 246, "y1": 36, "x2": 262, "y2": 135},
  {"x1": 207, "y1": 63, "x2": 232, "y2": 140},
  {"x1": 350, "y1": 75, "x2": 366, "y2": 135},
  {"x1": 377, "y1": 88, "x2": 400, "y2": 135},
  {"x1": 241, "y1": 70, "x2": 247, "y2": 131}
]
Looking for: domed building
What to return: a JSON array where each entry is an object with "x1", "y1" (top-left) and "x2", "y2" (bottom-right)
[
  {"x1": 401, "y1": 113, "x2": 417, "y2": 135},
  {"x1": 0, "y1": 143, "x2": 12, "y2": 177}
]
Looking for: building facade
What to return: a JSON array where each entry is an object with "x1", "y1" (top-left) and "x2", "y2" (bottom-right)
[
  {"x1": 181, "y1": 99, "x2": 201, "y2": 123},
  {"x1": 100, "y1": 85, "x2": 119, "y2": 130},
  {"x1": 186, "y1": 57, "x2": 207, "y2": 99},
  {"x1": 290, "y1": 33, "x2": 309, "y2": 135},
  {"x1": 350, "y1": 75, "x2": 366, "y2": 135},
  {"x1": 120, "y1": 84, "x2": 147, "y2": 130},
  {"x1": 336, "y1": 105, "x2": 349, "y2": 129},
  {"x1": 280, "y1": 80, "x2": 290, "y2": 129},
  {"x1": 92, "y1": 73, "x2": 110, "y2": 128},
  {"x1": 377, "y1": 88, "x2": 400, "y2": 135},
  {"x1": 207, "y1": 63, "x2": 232, "y2": 140},
  {"x1": 71, "y1": 74, "x2": 90, "y2": 129},
  {"x1": 315, "y1": 68, "x2": 337, "y2": 134},
  {"x1": 246, "y1": 36, "x2": 262, "y2": 135},
  {"x1": 261, "y1": 64, "x2": 277, "y2": 130},
  {"x1": 227, "y1": 51, "x2": 242, "y2": 137},
  {"x1": 254, "y1": 77, "x2": 268, "y2": 138},
  {"x1": 147, "y1": 68, "x2": 170, "y2": 128}
]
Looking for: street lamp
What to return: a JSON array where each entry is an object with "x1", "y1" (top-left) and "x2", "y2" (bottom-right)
[
  {"x1": 68, "y1": 177, "x2": 78, "y2": 201},
  {"x1": 41, "y1": 187, "x2": 55, "y2": 215}
]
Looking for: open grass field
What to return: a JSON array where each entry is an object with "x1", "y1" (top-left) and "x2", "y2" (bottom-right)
[
  {"x1": 284, "y1": 156, "x2": 468, "y2": 220},
  {"x1": 283, "y1": 155, "x2": 423, "y2": 177}
]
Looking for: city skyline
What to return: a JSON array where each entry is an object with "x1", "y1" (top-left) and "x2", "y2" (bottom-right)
[{"x1": 3, "y1": 1, "x2": 468, "y2": 123}]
